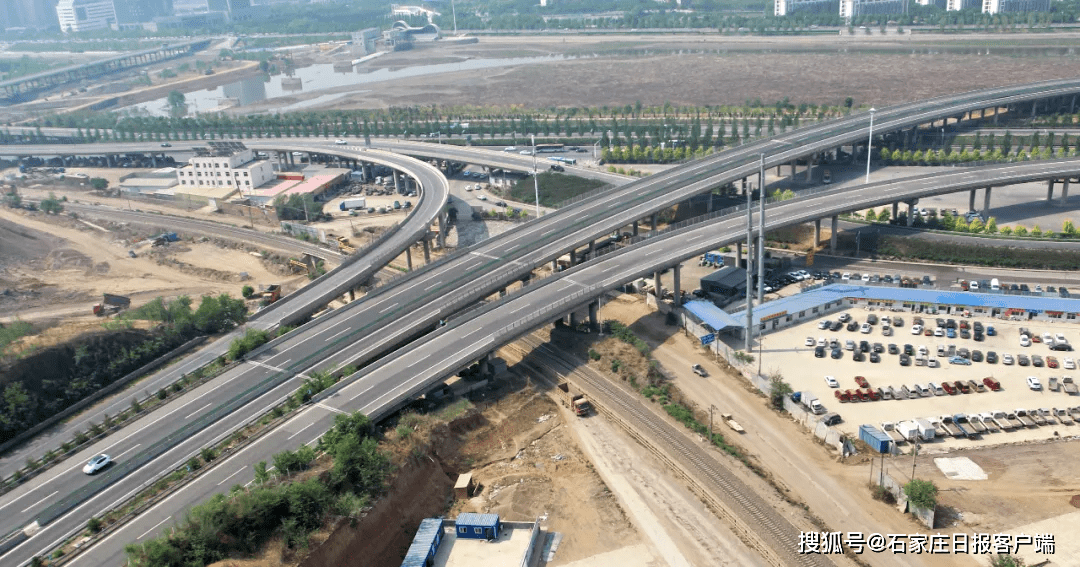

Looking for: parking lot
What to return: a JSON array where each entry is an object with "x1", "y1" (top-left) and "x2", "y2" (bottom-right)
[{"x1": 760, "y1": 307, "x2": 1080, "y2": 450}]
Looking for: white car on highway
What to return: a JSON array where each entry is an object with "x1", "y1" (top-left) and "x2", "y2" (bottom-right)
[
  {"x1": 83, "y1": 454, "x2": 112, "y2": 475},
  {"x1": 477, "y1": 194, "x2": 488, "y2": 201}
]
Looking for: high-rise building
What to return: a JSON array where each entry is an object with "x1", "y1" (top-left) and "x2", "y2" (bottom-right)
[
  {"x1": 840, "y1": 0, "x2": 908, "y2": 18},
  {"x1": 8, "y1": 0, "x2": 60, "y2": 29},
  {"x1": 774, "y1": 0, "x2": 838, "y2": 16},
  {"x1": 981, "y1": 0, "x2": 1049, "y2": 12},
  {"x1": 56, "y1": 0, "x2": 118, "y2": 32},
  {"x1": 112, "y1": 0, "x2": 174, "y2": 25}
]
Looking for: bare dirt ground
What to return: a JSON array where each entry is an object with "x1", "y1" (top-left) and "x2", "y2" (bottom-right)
[
  {"x1": 305, "y1": 34, "x2": 1080, "y2": 111},
  {"x1": 0, "y1": 206, "x2": 306, "y2": 326}
]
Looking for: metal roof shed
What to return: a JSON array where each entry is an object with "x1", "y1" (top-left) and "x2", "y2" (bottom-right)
[
  {"x1": 455, "y1": 512, "x2": 500, "y2": 540},
  {"x1": 401, "y1": 517, "x2": 445, "y2": 567},
  {"x1": 683, "y1": 300, "x2": 743, "y2": 331}
]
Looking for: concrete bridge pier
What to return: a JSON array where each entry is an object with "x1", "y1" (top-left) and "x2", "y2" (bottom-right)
[
  {"x1": 1048, "y1": 179, "x2": 1056, "y2": 202},
  {"x1": 736, "y1": 241, "x2": 743, "y2": 266},
  {"x1": 499, "y1": 288, "x2": 507, "y2": 298},
  {"x1": 805, "y1": 154, "x2": 815, "y2": 183},
  {"x1": 436, "y1": 212, "x2": 447, "y2": 248},
  {"x1": 830, "y1": 215, "x2": 838, "y2": 253},
  {"x1": 907, "y1": 201, "x2": 917, "y2": 226},
  {"x1": 405, "y1": 247, "x2": 413, "y2": 271},
  {"x1": 422, "y1": 238, "x2": 431, "y2": 263},
  {"x1": 672, "y1": 264, "x2": 682, "y2": 307},
  {"x1": 1061, "y1": 179, "x2": 1071, "y2": 206},
  {"x1": 814, "y1": 219, "x2": 822, "y2": 248},
  {"x1": 569, "y1": 311, "x2": 579, "y2": 328},
  {"x1": 790, "y1": 160, "x2": 797, "y2": 180},
  {"x1": 653, "y1": 270, "x2": 663, "y2": 295},
  {"x1": 588, "y1": 239, "x2": 596, "y2": 260},
  {"x1": 705, "y1": 191, "x2": 713, "y2": 213},
  {"x1": 969, "y1": 189, "x2": 977, "y2": 213},
  {"x1": 892, "y1": 201, "x2": 899, "y2": 221},
  {"x1": 551, "y1": 260, "x2": 558, "y2": 272},
  {"x1": 632, "y1": 221, "x2": 639, "y2": 236},
  {"x1": 650, "y1": 212, "x2": 658, "y2": 232},
  {"x1": 393, "y1": 171, "x2": 402, "y2": 194},
  {"x1": 588, "y1": 300, "x2": 599, "y2": 331},
  {"x1": 983, "y1": 187, "x2": 993, "y2": 213}
]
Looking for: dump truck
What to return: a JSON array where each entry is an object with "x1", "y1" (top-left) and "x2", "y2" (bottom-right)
[
  {"x1": 1013, "y1": 410, "x2": 1035, "y2": 427},
  {"x1": 957, "y1": 413, "x2": 986, "y2": 434},
  {"x1": 938, "y1": 416, "x2": 962, "y2": 437},
  {"x1": 975, "y1": 413, "x2": 999, "y2": 433},
  {"x1": 1063, "y1": 376, "x2": 1079, "y2": 394},
  {"x1": 720, "y1": 413, "x2": 745, "y2": 433},
  {"x1": 880, "y1": 421, "x2": 906, "y2": 444},
  {"x1": 93, "y1": 293, "x2": 130, "y2": 316},
  {"x1": 557, "y1": 382, "x2": 591, "y2": 416},
  {"x1": 261, "y1": 284, "x2": 282, "y2": 304}
]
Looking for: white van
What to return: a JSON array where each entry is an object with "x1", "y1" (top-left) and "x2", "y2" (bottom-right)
[{"x1": 990, "y1": 278, "x2": 1001, "y2": 291}]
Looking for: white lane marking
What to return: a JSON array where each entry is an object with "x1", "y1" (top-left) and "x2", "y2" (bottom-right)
[
  {"x1": 325, "y1": 327, "x2": 351, "y2": 342},
  {"x1": 510, "y1": 303, "x2": 530, "y2": 313},
  {"x1": 137, "y1": 517, "x2": 172, "y2": 540},
  {"x1": 184, "y1": 403, "x2": 212, "y2": 420},
  {"x1": 316, "y1": 403, "x2": 346, "y2": 414},
  {"x1": 471, "y1": 251, "x2": 501, "y2": 261},
  {"x1": 113, "y1": 444, "x2": 141, "y2": 461},
  {"x1": 287, "y1": 423, "x2": 314, "y2": 440},
  {"x1": 216, "y1": 467, "x2": 247, "y2": 486},
  {"x1": 424, "y1": 280, "x2": 442, "y2": 291},
  {"x1": 19, "y1": 490, "x2": 57, "y2": 514},
  {"x1": 379, "y1": 302, "x2": 399, "y2": 314}
]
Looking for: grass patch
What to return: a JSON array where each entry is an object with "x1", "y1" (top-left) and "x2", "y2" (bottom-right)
[
  {"x1": 0, "y1": 320, "x2": 34, "y2": 357},
  {"x1": 878, "y1": 236, "x2": 1080, "y2": 270},
  {"x1": 504, "y1": 172, "x2": 606, "y2": 207}
]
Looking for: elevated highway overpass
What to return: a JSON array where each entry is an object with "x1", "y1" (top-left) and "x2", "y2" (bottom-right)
[
  {"x1": 7, "y1": 78, "x2": 1080, "y2": 565},
  {"x1": 60, "y1": 157, "x2": 1080, "y2": 567}
]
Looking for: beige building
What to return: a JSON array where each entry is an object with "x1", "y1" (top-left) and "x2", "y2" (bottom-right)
[{"x1": 175, "y1": 142, "x2": 275, "y2": 195}]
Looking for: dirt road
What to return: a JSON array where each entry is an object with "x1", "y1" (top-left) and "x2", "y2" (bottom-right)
[{"x1": 600, "y1": 293, "x2": 967, "y2": 567}]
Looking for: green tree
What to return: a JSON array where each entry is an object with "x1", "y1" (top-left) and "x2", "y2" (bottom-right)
[
  {"x1": 1015, "y1": 226, "x2": 1028, "y2": 237},
  {"x1": 904, "y1": 479, "x2": 938, "y2": 510},
  {"x1": 969, "y1": 218, "x2": 984, "y2": 233},
  {"x1": 39, "y1": 192, "x2": 63, "y2": 214},
  {"x1": 878, "y1": 208, "x2": 890, "y2": 223},
  {"x1": 90, "y1": 178, "x2": 109, "y2": 191},
  {"x1": 1064, "y1": 219, "x2": 1076, "y2": 236},
  {"x1": 954, "y1": 216, "x2": 969, "y2": 233},
  {"x1": 241, "y1": 285, "x2": 255, "y2": 298},
  {"x1": 1032, "y1": 225, "x2": 1043, "y2": 237},
  {"x1": 768, "y1": 372, "x2": 792, "y2": 410},
  {"x1": 865, "y1": 208, "x2": 877, "y2": 222},
  {"x1": 985, "y1": 217, "x2": 998, "y2": 234},
  {"x1": 167, "y1": 90, "x2": 185, "y2": 109},
  {"x1": 990, "y1": 554, "x2": 1026, "y2": 567}
]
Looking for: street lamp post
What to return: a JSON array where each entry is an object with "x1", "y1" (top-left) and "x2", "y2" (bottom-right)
[
  {"x1": 865, "y1": 107, "x2": 876, "y2": 184},
  {"x1": 531, "y1": 134, "x2": 541, "y2": 218}
]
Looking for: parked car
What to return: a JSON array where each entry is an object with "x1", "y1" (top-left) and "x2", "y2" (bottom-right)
[
  {"x1": 1018, "y1": 354, "x2": 1031, "y2": 366},
  {"x1": 1003, "y1": 353, "x2": 1015, "y2": 365},
  {"x1": 825, "y1": 376, "x2": 839, "y2": 388},
  {"x1": 692, "y1": 364, "x2": 708, "y2": 377},
  {"x1": 831, "y1": 348, "x2": 843, "y2": 359},
  {"x1": 815, "y1": 346, "x2": 826, "y2": 358},
  {"x1": 1032, "y1": 355, "x2": 1044, "y2": 367},
  {"x1": 986, "y1": 351, "x2": 999, "y2": 364},
  {"x1": 1051, "y1": 343, "x2": 1074, "y2": 352},
  {"x1": 1027, "y1": 376, "x2": 1043, "y2": 390},
  {"x1": 949, "y1": 356, "x2": 972, "y2": 366}
]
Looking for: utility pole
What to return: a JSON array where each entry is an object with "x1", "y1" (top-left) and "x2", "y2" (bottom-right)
[
  {"x1": 911, "y1": 435, "x2": 919, "y2": 479},
  {"x1": 531, "y1": 134, "x2": 541, "y2": 218},
  {"x1": 709, "y1": 405, "x2": 717, "y2": 439},
  {"x1": 744, "y1": 174, "x2": 754, "y2": 353},
  {"x1": 757, "y1": 153, "x2": 766, "y2": 302}
]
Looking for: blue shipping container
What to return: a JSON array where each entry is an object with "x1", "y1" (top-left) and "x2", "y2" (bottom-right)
[
  {"x1": 401, "y1": 518, "x2": 444, "y2": 567},
  {"x1": 455, "y1": 512, "x2": 500, "y2": 540},
  {"x1": 858, "y1": 424, "x2": 892, "y2": 454}
]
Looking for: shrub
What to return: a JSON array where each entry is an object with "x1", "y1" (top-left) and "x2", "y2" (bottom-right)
[
  {"x1": 588, "y1": 348, "x2": 601, "y2": 361},
  {"x1": 87, "y1": 516, "x2": 102, "y2": 533},
  {"x1": 241, "y1": 285, "x2": 255, "y2": 298},
  {"x1": 904, "y1": 478, "x2": 938, "y2": 510}
]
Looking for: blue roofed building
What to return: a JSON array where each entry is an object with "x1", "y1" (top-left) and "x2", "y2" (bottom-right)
[
  {"x1": 401, "y1": 518, "x2": 445, "y2": 567},
  {"x1": 402, "y1": 514, "x2": 548, "y2": 567}
]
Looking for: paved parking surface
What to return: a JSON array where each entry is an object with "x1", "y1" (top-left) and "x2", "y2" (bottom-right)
[{"x1": 758, "y1": 307, "x2": 1080, "y2": 450}]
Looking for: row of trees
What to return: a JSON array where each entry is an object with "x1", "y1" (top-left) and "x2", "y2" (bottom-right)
[
  {"x1": 125, "y1": 411, "x2": 389, "y2": 566},
  {"x1": 864, "y1": 207, "x2": 1080, "y2": 240},
  {"x1": 0, "y1": 294, "x2": 247, "y2": 445},
  {"x1": 879, "y1": 146, "x2": 1077, "y2": 166}
]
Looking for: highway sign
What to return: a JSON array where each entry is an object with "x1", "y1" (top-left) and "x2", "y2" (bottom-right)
[{"x1": 700, "y1": 333, "x2": 715, "y2": 346}]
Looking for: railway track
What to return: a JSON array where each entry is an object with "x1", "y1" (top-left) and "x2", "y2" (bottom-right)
[{"x1": 506, "y1": 334, "x2": 832, "y2": 567}]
